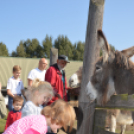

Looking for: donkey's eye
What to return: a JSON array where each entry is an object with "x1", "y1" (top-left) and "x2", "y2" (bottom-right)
[
  {"x1": 96, "y1": 67, "x2": 100, "y2": 70},
  {"x1": 95, "y1": 65, "x2": 101, "y2": 71}
]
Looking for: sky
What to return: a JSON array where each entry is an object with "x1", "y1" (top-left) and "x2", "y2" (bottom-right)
[{"x1": 0, "y1": 0, "x2": 134, "y2": 56}]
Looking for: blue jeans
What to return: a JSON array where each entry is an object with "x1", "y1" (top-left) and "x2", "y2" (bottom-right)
[{"x1": 8, "y1": 94, "x2": 21, "y2": 111}]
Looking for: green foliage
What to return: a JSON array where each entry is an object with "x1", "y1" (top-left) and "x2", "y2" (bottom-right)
[
  {"x1": 100, "y1": 44, "x2": 115, "y2": 56},
  {"x1": 0, "y1": 42, "x2": 9, "y2": 57},
  {"x1": 24, "y1": 39, "x2": 44, "y2": 58},
  {"x1": 3, "y1": 35, "x2": 116, "y2": 61},
  {"x1": 72, "y1": 41, "x2": 85, "y2": 60},
  {"x1": 42, "y1": 35, "x2": 52, "y2": 58},
  {"x1": 109, "y1": 44, "x2": 115, "y2": 52},
  {"x1": 54, "y1": 35, "x2": 73, "y2": 60},
  {"x1": 11, "y1": 40, "x2": 27, "y2": 57}
]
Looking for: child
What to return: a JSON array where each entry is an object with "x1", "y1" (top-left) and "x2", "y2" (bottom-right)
[
  {"x1": 5, "y1": 95, "x2": 24, "y2": 130},
  {"x1": 3, "y1": 99, "x2": 76, "y2": 134},
  {"x1": 21, "y1": 78, "x2": 54, "y2": 118},
  {"x1": 7, "y1": 65, "x2": 24, "y2": 111}
]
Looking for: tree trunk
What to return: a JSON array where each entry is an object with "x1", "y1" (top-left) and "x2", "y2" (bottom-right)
[
  {"x1": 49, "y1": 48, "x2": 58, "y2": 66},
  {"x1": 77, "y1": 0, "x2": 105, "y2": 134}
]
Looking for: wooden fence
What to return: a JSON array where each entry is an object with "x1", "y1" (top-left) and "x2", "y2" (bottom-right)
[
  {"x1": 94, "y1": 94, "x2": 134, "y2": 134},
  {"x1": 70, "y1": 94, "x2": 134, "y2": 134}
]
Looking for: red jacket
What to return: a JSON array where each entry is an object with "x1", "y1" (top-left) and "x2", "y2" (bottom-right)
[
  {"x1": 45, "y1": 63, "x2": 68, "y2": 104},
  {"x1": 5, "y1": 111, "x2": 22, "y2": 130}
]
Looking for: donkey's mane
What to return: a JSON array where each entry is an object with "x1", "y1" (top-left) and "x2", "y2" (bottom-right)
[{"x1": 115, "y1": 50, "x2": 134, "y2": 70}]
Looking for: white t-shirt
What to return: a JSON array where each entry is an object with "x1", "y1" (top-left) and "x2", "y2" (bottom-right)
[
  {"x1": 21, "y1": 101, "x2": 43, "y2": 118},
  {"x1": 6, "y1": 76, "x2": 24, "y2": 94},
  {"x1": 28, "y1": 68, "x2": 46, "y2": 81}
]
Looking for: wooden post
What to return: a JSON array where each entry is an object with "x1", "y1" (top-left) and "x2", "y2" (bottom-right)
[
  {"x1": 49, "y1": 48, "x2": 58, "y2": 66},
  {"x1": 77, "y1": 0, "x2": 105, "y2": 134}
]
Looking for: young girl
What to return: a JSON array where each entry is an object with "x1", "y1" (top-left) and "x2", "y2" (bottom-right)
[
  {"x1": 3, "y1": 99, "x2": 76, "y2": 134},
  {"x1": 21, "y1": 78, "x2": 54, "y2": 118}
]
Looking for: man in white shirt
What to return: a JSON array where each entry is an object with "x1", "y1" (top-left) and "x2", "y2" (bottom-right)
[{"x1": 27, "y1": 58, "x2": 48, "y2": 86}]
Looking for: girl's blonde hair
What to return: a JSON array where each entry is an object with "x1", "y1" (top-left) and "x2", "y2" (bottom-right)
[
  {"x1": 27, "y1": 78, "x2": 54, "y2": 100},
  {"x1": 41, "y1": 99, "x2": 76, "y2": 132}
]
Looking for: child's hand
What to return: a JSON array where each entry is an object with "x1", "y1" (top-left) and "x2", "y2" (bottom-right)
[
  {"x1": 50, "y1": 123, "x2": 61, "y2": 133},
  {"x1": 51, "y1": 127, "x2": 58, "y2": 133},
  {"x1": 13, "y1": 94, "x2": 18, "y2": 98}
]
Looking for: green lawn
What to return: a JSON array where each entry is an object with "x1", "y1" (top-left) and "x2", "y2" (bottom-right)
[{"x1": 0, "y1": 117, "x2": 7, "y2": 134}]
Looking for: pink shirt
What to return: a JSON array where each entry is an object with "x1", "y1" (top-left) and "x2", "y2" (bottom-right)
[{"x1": 3, "y1": 115, "x2": 47, "y2": 134}]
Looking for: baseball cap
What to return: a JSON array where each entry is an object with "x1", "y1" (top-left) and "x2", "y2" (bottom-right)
[{"x1": 58, "y1": 55, "x2": 70, "y2": 63}]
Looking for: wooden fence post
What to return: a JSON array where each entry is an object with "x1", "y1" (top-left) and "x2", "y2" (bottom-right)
[
  {"x1": 50, "y1": 48, "x2": 58, "y2": 66},
  {"x1": 77, "y1": 0, "x2": 105, "y2": 134}
]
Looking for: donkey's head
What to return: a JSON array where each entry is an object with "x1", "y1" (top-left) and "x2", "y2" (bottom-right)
[
  {"x1": 69, "y1": 66, "x2": 83, "y2": 88},
  {"x1": 86, "y1": 30, "x2": 134, "y2": 105}
]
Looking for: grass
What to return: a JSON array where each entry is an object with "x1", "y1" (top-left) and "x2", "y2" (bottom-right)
[
  {"x1": 0, "y1": 117, "x2": 7, "y2": 134},
  {"x1": 115, "y1": 125, "x2": 134, "y2": 134}
]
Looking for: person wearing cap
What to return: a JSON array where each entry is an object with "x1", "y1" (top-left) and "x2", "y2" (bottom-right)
[{"x1": 45, "y1": 55, "x2": 70, "y2": 104}]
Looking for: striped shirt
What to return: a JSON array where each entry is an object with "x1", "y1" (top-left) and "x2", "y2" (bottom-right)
[{"x1": 3, "y1": 115, "x2": 47, "y2": 134}]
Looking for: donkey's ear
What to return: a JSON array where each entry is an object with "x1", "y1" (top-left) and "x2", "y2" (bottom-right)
[
  {"x1": 97, "y1": 30, "x2": 110, "y2": 63},
  {"x1": 121, "y1": 46, "x2": 134, "y2": 58}
]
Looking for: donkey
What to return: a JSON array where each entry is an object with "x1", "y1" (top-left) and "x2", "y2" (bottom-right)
[
  {"x1": 69, "y1": 30, "x2": 134, "y2": 134},
  {"x1": 87, "y1": 30, "x2": 134, "y2": 105}
]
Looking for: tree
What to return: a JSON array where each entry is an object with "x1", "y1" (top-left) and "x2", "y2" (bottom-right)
[
  {"x1": 54, "y1": 35, "x2": 73, "y2": 59},
  {"x1": 73, "y1": 41, "x2": 85, "y2": 60},
  {"x1": 109, "y1": 44, "x2": 115, "y2": 51},
  {"x1": 100, "y1": 44, "x2": 115, "y2": 56},
  {"x1": 11, "y1": 51, "x2": 17, "y2": 57},
  {"x1": 42, "y1": 35, "x2": 53, "y2": 58},
  {"x1": 24, "y1": 39, "x2": 44, "y2": 58},
  {"x1": 15, "y1": 41, "x2": 26, "y2": 57},
  {"x1": 0, "y1": 42, "x2": 9, "y2": 56}
]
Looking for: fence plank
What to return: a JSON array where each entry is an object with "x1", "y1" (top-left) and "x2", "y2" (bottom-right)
[
  {"x1": 94, "y1": 107, "x2": 134, "y2": 134},
  {"x1": 93, "y1": 127, "x2": 118, "y2": 134},
  {"x1": 50, "y1": 48, "x2": 58, "y2": 66},
  {"x1": 96, "y1": 94, "x2": 134, "y2": 108}
]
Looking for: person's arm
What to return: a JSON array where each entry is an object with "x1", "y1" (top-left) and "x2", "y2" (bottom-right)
[
  {"x1": 45, "y1": 68, "x2": 58, "y2": 93},
  {"x1": 27, "y1": 70, "x2": 35, "y2": 87},
  {"x1": 7, "y1": 78, "x2": 14, "y2": 98},
  {"x1": 27, "y1": 78, "x2": 33, "y2": 87},
  {"x1": 21, "y1": 89, "x2": 27, "y2": 101},
  {"x1": 7, "y1": 89, "x2": 14, "y2": 98},
  {"x1": 45, "y1": 68, "x2": 62, "y2": 99},
  {"x1": 20, "y1": 81, "x2": 27, "y2": 100}
]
